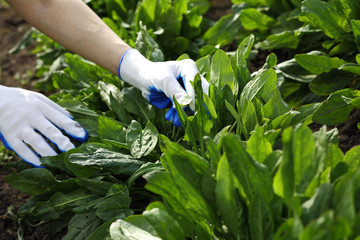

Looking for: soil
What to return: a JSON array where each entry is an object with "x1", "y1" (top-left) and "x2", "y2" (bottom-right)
[{"x1": 0, "y1": 1, "x2": 360, "y2": 240}]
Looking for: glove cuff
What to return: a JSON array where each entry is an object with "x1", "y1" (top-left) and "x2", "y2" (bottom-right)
[{"x1": 117, "y1": 48, "x2": 133, "y2": 80}]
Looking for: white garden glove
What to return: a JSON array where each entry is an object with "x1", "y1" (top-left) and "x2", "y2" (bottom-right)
[
  {"x1": 0, "y1": 85, "x2": 88, "y2": 167},
  {"x1": 117, "y1": 49, "x2": 209, "y2": 127}
]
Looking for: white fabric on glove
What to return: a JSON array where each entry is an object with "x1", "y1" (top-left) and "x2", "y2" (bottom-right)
[
  {"x1": 118, "y1": 49, "x2": 209, "y2": 126},
  {"x1": 0, "y1": 85, "x2": 87, "y2": 167}
]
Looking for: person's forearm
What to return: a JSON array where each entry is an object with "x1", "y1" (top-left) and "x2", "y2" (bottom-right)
[{"x1": 5, "y1": 0, "x2": 131, "y2": 74}]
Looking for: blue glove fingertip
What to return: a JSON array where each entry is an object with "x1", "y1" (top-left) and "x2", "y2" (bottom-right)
[
  {"x1": 173, "y1": 112, "x2": 182, "y2": 127},
  {"x1": 165, "y1": 107, "x2": 176, "y2": 122}
]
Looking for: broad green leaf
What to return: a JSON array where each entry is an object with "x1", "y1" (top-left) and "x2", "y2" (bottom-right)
[
  {"x1": 242, "y1": 99, "x2": 258, "y2": 137},
  {"x1": 64, "y1": 53, "x2": 96, "y2": 83},
  {"x1": 295, "y1": 51, "x2": 347, "y2": 75},
  {"x1": 95, "y1": 188, "x2": 132, "y2": 221},
  {"x1": 300, "y1": 0, "x2": 351, "y2": 39},
  {"x1": 339, "y1": 63, "x2": 360, "y2": 75},
  {"x1": 276, "y1": 58, "x2": 316, "y2": 83},
  {"x1": 98, "y1": 115, "x2": 126, "y2": 145},
  {"x1": 291, "y1": 102, "x2": 321, "y2": 125},
  {"x1": 210, "y1": 50, "x2": 236, "y2": 91},
  {"x1": 240, "y1": 8, "x2": 276, "y2": 31},
  {"x1": 302, "y1": 183, "x2": 334, "y2": 225},
  {"x1": 159, "y1": 142, "x2": 217, "y2": 223},
  {"x1": 126, "y1": 215, "x2": 158, "y2": 237},
  {"x1": 33, "y1": 189, "x2": 98, "y2": 216},
  {"x1": 127, "y1": 161, "x2": 163, "y2": 186},
  {"x1": 143, "y1": 208, "x2": 185, "y2": 240},
  {"x1": 215, "y1": 155, "x2": 242, "y2": 238},
  {"x1": 246, "y1": 125, "x2": 273, "y2": 163},
  {"x1": 353, "y1": 20, "x2": 360, "y2": 50},
  {"x1": 299, "y1": 211, "x2": 352, "y2": 240},
  {"x1": 57, "y1": 99, "x2": 99, "y2": 118},
  {"x1": 273, "y1": 127, "x2": 297, "y2": 210},
  {"x1": 98, "y1": 81, "x2": 132, "y2": 124},
  {"x1": 203, "y1": 13, "x2": 241, "y2": 46},
  {"x1": 63, "y1": 212, "x2": 102, "y2": 240},
  {"x1": 144, "y1": 171, "x2": 194, "y2": 234},
  {"x1": 235, "y1": 34, "x2": 255, "y2": 66},
  {"x1": 69, "y1": 148, "x2": 145, "y2": 176},
  {"x1": 312, "y1": 89, "x2": 359, "y2": 125},
  {"x1": 88, "y1": 220, "x2": 113, "y2": 240},
  {"x1": 263, "y1": 89, "x2": 290, "y2": 120},
  {"x1": 120, "y1": 87, "x2": 156, "y2": 122},
  {"x1": 309, "y1": 70, "x2": 351, "y2": 96},
  {"x1": 345, "y1": 145, "x2": 360, "y2": 173},
  {"x1": 249, "y1": 195, "x2": 274, "y2": 240},
  {"x1": 240, "y1": 69, "x2": 277, "y2": 109},
  {"x1": 333, "y1": 172, "x2": 357, "y2": 226},
  {"x1": 109, "y1": 219, "x2": 161, "y2": 240},
  {"x1": 260, "y1": 31, "x2": 300, "y2": 50},
  {"x1": 293, "y1": 124, "x2": 316, "y2": 194},
  {"x1": 135, "y1": 23, "x2": 164, "y2": 62},
  {"x1": 126, "y1": 120, "x2": 158, "y2": 158},
  {"x1": 6, "y1": 168, "x2": 57, "y2": 195},
  {"x1": 223, "y1": 134, "x2": 274, "y2": 203}
]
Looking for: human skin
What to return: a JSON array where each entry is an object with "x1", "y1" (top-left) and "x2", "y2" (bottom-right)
[{"x1": 5, "y1": 0, "x2": 131, "y2": 75}]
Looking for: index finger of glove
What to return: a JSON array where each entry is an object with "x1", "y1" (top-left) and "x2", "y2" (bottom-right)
[{"x1": 37, "y1": 101, "x2": 88, "y2": 142}]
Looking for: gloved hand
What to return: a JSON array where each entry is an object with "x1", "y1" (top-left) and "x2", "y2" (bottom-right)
[
  {"x1": 0, "y1": 85, "x2": 88, "y2": 167},
  {"x1": 117, "y1": 49, "x2": 209, "y2": 127}
]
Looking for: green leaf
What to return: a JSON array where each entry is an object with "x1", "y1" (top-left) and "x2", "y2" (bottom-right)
[
  {"x1": 135, "y1": 22, "x2": 164, "y2": 62},
  {"x1": 273, "y1": 127, "x2": 296, "y2": 210},
  {"x1": 95, "y1": 185, "x2": 132, "y2": 221},
  {"x1": 235, "y1": 34, "x2": 255, "y2": 66},
  {"x1": 88, "y1": 220, "x2": 113, "y2": 240},
  {"x1": 300, "y1": 0, "x2": 351, "y2": 39},
  {"x1": 240, "y1": 69, "x2": 277, "y2": 109},
  {"x1": 210, "y1": 50, "x2": 237, "y2": 92},
  {"x1": 33, "y1": 189, "x2": 98, "y2": 217},
  {"x1": 295, "y1": 51, "x2": 347, "y2": 75},
  {"x1": 121, "y1": 87, "x2": 156, "y2": 123},
  {"x1": 143, "y1": 208, "x2": 185, "y2": 240},
  {"x1": 68, "y1": 148, "x2": 145, "y2": 176},
  {"x1": 215, "y1": 155, "x2": 242, "y2": 239},
  {"x1": 249, "y1": 195, "x2": 274, "y2": 240},
  {"x1": 353, "y1": 20, "x2": 360, "y2": 50},
  {"x1": 240, "y1": 8, "x2": 276, "y2": 31},
  {"x1": 291, "y1": 102, "x2": 321, "y2": 125},
  {"x1": 98, "y1": 81, "x2": 132, "y2": 124},
  {"x1": 109, "y1": 219, "x2": 161, "y2": 240},
  {"x1": 223, "y1": 134, "x2": 274, "y2": 203},
  {"x1": 126, "y1": 120, "x2": 158, "y2": 158},
  {"x1": 260, "y1": 31, "x2": 300, "y2": 50},
  {"x1": 309, "y1": 70, "x2": 351, "y2": 96},
  {"x1": 203, "y1": 13, "x2": 241, "y2": 46},
  {"x1": 98, "y1": 115, "x2": 126, "y2": 145},
  {"x1": 302, "y1": 183, "x2": 334, "y2": 225},
  {"x1": 299, "y1": 211, "x2": 352, "y2": 240},
  {"x1": 276, "y1": 58, "x2": 316, "y2": 83},
  {"x1": 63, "y1": 212, "x2": 102, "y2": 240},
  {"x1": 6, "y1": 168, "x2": 57, "y2": 195},
  {"x1": 312, "y1": 89, "x2": 359, "y2": 125},
  {"x1": 339, "y1": 63, "x2": 360, "y2": 75},
  {"x1": 345, "y1": 145, "x2": 360, "y2": 173},
  {"x1": 127, "y1": 161, "x2": 163, "y2": 186},
  {"x1": 246, "y1": 125, "x2": 273, "y2": 163}
]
